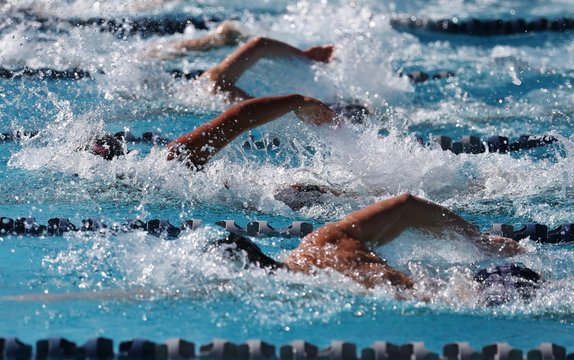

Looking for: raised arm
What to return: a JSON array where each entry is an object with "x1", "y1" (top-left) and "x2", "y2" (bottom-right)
[
  {"x1": 167, "y1": 94, "x2": 334, "y2": 169},
  {"x1": 338, "y1": 194, "x2": 479, "y2": 244},
  {"x1": 327, "y1": 193, "x2": 523, "y2": 256},
  {"x1": 204, "y1": 36, "x2": 334, "y2": 97}
]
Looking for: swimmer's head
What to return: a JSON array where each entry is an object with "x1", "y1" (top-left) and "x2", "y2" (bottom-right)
[
  {"x1": 329, "y1": 103, "x2": 370, "y2": 124},
  {"x1": 274, "y1": 184, "x2": 330, "y2": 210},
  {"x1": 215, "y1": 233, "x2": 284, "y2": 270},
  {"x1": 216, "y1": 21, "x2": 248, "y2": 46},
  {"x1": 89, "y1": 133, "x2": 127, "y2": 160},
  {"x1": 474, "y1": 263, "x2": 541, "y2": 306}
]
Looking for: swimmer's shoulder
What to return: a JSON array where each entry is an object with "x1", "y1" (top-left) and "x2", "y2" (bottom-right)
[{"x1": 297, "y1": 220, "x2": 362, "y2": 251}]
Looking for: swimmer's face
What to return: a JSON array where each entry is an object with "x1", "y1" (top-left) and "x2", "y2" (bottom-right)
[
  {"x1": 90, "y1": 134, "x2": 126, "y2": 160},
  {"x1": 474, "y1": 264, "x2": 541, "y2": 306}
]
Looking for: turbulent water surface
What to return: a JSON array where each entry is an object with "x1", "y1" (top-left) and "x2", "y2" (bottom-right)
[{"x1": 0, "y1": 0, "x2": 574, "y2": 352}]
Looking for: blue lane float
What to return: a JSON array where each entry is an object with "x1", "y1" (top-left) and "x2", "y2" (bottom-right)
[
  {"x1": 36, "y1": 338, "x2": 78, "y2": 360},
  {"x1": 391, "y1": 16, "x2": 574, "y2": 36},
  {"x1": 0, "y1": 216, "x2": 314, "y2": 238},
  {"x1": 0, "y1": 337, "x2": 571, "y2": 360},
  {"x1": 431, "y1": 134, "x2": 557, "y2": 154},
  {"x1": 487, "y1": 223, "x2": 574, "y2": 244},
  {"x1": 0, "y1": 67, "x2": 92, "y2": 80},
  {"x1": 399, "y1": 70, "x2": 455, "y2": 83},
  {"x1": 1, "y1": 216, "x2": 574, "y2": 243},
  {"x1": 0, "y1": 127, "x2": 559, "y2": 157},
  {"x1": 0, "y1": 65, "x2": 453, "y2": 85}
]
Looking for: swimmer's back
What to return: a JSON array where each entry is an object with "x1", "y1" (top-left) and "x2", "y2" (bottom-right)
[{"x1": 284, "y1": 222, "x2": 414, "y2": 288}]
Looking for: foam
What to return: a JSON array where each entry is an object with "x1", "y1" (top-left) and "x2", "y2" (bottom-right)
[{"x1": 3, "y1": 0, "x2": 574, "y2": 327}]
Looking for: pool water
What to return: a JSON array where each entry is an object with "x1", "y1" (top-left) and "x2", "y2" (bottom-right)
[{"x1": 1, "y1": 0, "x2": 574, "y2": 353}]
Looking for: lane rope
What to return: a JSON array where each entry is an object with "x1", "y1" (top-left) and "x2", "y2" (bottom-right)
[
  {"x1": 391, "y1": 16, "x2": 574, "y2": 36},
  {"x1": 0, "y1": 66, "x2": 454, "y2": 84},
  {"x1": 428, "y1": 134, "x2": 558, "y2": 154},
  {"x1": 3, "y1": 12, "x2": 218, "y2": 36},
  {"x1": 0, "y1": 336, "x2": 570, "y2": 360},
  {"x1": 1, "y1": 215, "x2": 573, "y2": 243},
  {"x1": 0, "y1": 216, "x2": 314, "y2": 238},
  {"x1": 1, "y1": 129, "x2": 558, "y2": 156}
]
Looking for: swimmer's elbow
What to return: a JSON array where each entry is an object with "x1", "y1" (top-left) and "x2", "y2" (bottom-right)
[
  {"x1": 395, "y1": 192, "x2": 417, "y2": 206},
  {"x1": 248, "y1": 36, "x2": 267, "y2": 47}
]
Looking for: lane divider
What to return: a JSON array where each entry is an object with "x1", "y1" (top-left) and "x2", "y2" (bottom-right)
[
  {"x1": 391, "y1": 16, "x2": 574, "y2": 36},
  {"x1": 0, "y1": 66, "x2": 454, "y2": 84},
  {"x1": 0, "y1": 337, "x2": 570, "y2": 360},
  {"x1": 399, "y1": 70, "x2": 454, "y2": 83},
  {"x1": 0, "y1": 216, "x2": 314, "y2": 238},
  {"x1": 0, "y1": 67, "x2": 91, "y2": 80},
  {"x1": 4, "y1": 12, "x2": 217, "y2": 36},
  {"x1": 1, "y1": 215, "x2": 573, "y2": 243},
  {"x1": 0, "y1": 127, "x2": 559, "y2": 157},
  {"x1": 486, "y1": 223, "x2": 574, "y2": 244},
  {"x1": 429, "y1": 134, "x2": 557, "y2": 154}
]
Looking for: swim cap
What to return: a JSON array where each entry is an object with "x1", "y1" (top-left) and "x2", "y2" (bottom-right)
[
  {"x1": 329, "y1": 103, "x2": 370, "y2": 124},
  {"x1": 89, "y1": 133, "x2": 127, "y2": 160},
  {"x1": 216, "y1": 233, "x2": 283, "y2": 270},
  {"x1": 273, "y1": 184, "x2": 330, "y2": 210},
  {"x1": 474, "y1": 263, "x2": 541, "y2": 306}
]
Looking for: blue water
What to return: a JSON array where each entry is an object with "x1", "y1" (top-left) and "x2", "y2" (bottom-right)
[{"x1": 1, "y1": 0, "x2": 574, "y2": 354}]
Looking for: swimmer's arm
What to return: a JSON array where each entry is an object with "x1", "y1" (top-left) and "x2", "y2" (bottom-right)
[
  {"x1": 205, "y1": 37, "x2": 335, "y2": 87},
  {"x1": 167, "y1": 36, "x2": 229, "y2": 52},
  {"x1": 147, "y1": 38, "x2": 219, "y2": 59},
  {"x1": 333, "y1": 193, "x2": 523, "y2": 255},
  {"x1": 167, "y1": 94, "x2": 335, "y2": 168},
  {"x1": 147, "y1": 21, "x2": 246, "y2": 58},
  {"x1": 336, "y1": 194, "x2": 480, "y2": 246}
]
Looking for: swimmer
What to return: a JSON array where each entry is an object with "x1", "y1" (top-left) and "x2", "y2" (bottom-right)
[
  {"x1": 166, "y1": 94, "x2": 335, "y2": 168},
  {"x1": 214, "y1": 193, "x2": 539, "y2": 304},
  {"x1": 281, "y1": 192, "x2": 526, "y2": 288},
  {"x1": 2, "y1": 194, "x2": 534, "y2": 303},
  {"x1": 204, "y1": 36, "x2": 333, "y2": 100},
  {"x1": 87, "y1": 94, "x2": 360, "y2": 209},
  {"x1": 88, "y1": 94, "x2": 336, "y2": 169},
  {"x1": 86, "y1": 94, "x2": 363, "y2": 211},
  {"x1": 149, "y1": 20, "x2": 248, "y2": 57},
  {"x1": 151, "y1": 28, "x2": 334, "y2": 101}
]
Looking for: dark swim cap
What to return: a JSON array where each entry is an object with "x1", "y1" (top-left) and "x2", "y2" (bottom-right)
[
  {"x1": 329, "y1": 103, "x2": 370, "y2": 124},
  {"x1": 474, "y1": 263, "x2": 541, "y2": 306},
  {"x1": 216, "y1": 233, "x2": 284, "y2": 270},
  {"x1": 89, "y1": 133, "x2": 127, "y2": 160},
  {"x1": 273, "y1": 184, "x2": 330, "y2": 210}
]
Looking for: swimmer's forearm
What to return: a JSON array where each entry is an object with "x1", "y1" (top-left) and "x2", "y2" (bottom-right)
[
  {"x1": 206, "y1": 37, "x2": 310, "y2": 86},
  {"x1": 338, "y1": 194, "x2": 481, "y2": 247},
  {"x1": 171, "y1": 37, "x2": 222, "y2": 52},
  {"x1": 221, "y1": 37, "x2": 307, "y2": 68},
  {"x1": 167, "y1": 94, "x2": 307, "y2": 167}
]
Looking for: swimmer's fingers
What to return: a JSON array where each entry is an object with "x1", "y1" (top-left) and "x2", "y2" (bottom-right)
[
  {"x1": 294, "y1": 107, "x2": 334, "y2": 125},
  {"x1": 146, "y1": 42, "x2": 185, "y2": 60},
  {"x1": 215, "y1": 20, "x2": 247, "y2": 46},
  {"x1": 303, "y1": 45, "x2": 335, "y2": 63},
  {"x1": 477, "y1": 235, "x2": 525, "y2": 257},
  {"x1": 295, "y1": 96, "x2": 336, "y2": 125}
]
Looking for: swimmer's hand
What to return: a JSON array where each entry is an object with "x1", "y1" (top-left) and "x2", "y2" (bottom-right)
[
  {"x1": 303, "y1": 45, "x2": 335, "y2": 62},
  {"x1": 476, "y1": 234, "x2": 525, "y2": 256},
  {"x1": 294, "y1": 96, "x2": 336, "y2": 125},
  {"x1": 147, "y1": 21, "x2": 246, "y2": 60},
  {"x1": 147, "y1": 42, "x2": 185, "y2": 60}
]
